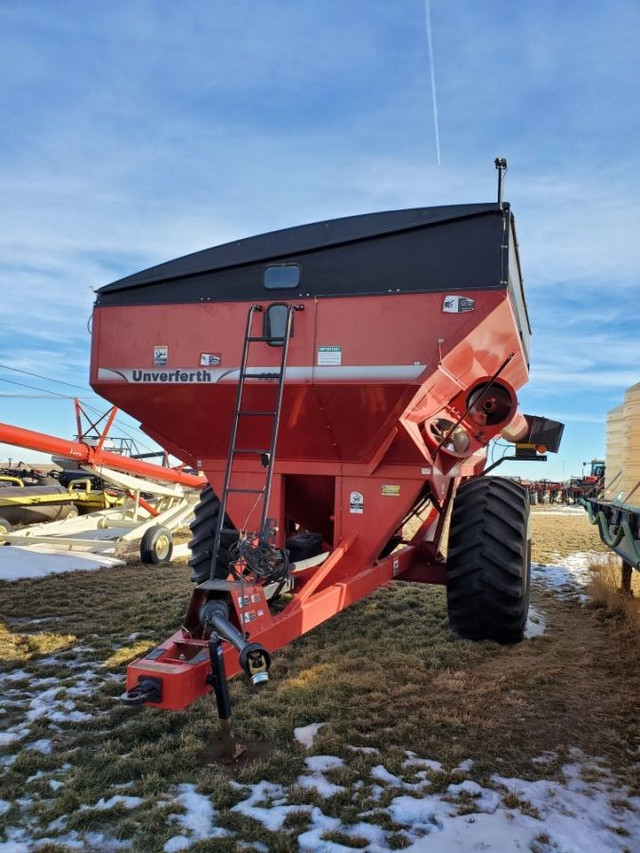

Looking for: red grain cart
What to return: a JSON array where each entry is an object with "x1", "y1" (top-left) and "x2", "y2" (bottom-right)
[{"x1": 90, "y1": 199, "x2": 562, "y2": 729}]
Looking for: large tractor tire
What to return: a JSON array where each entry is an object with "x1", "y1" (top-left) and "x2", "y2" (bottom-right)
[
  {"x1": 446, "y1": 476, "x2": 530, "y2": 644},
  {"x1": 188, "y1": 485, "x2": 237, "y2": 584}
]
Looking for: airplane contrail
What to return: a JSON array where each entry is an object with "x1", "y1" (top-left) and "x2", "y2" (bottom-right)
[{"x1": 424, "y1": 0, "x2": 441, "y2": 165}]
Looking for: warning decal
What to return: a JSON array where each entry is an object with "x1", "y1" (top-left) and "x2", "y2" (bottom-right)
[
  {"x1": 443, "y1": 296, "x2": 475, "y2": 314},
  {"x1": 200, "y1": 352, "x2": 222, "y2": 366},
  {"x1": 317, "y1": 346, "x2": 342, "y2": 366},
  {"x1": 381, "y1": 484, "x2": 401, "y2": 497},
  {"x1": 349, "y1": 491, "x2": 364, "y2": 514},
  {"x1": 153, "y1": 346, "x2": 168, "y2": 366}
]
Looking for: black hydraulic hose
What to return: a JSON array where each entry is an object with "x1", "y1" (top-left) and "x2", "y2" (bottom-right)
[{"x1": 199, "y1": 599, "x2": 271, "y2": 684}]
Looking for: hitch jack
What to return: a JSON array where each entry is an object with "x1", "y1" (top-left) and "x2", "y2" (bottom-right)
[
  {"x1": 207, "y1": 635, "x2": 245, "y2": 763},
  {"x1": 201, "y1": 598, "x2": 271, "y2": 762}
]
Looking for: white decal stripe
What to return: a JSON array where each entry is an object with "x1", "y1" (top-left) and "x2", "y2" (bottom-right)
[{"x1": 97, "y1": 365, "x2": 426, "y2": 384}]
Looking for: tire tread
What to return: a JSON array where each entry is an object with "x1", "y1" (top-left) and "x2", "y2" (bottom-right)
[
  {"x1": 187, "y1": 485, "x2": 237, "y2": 583},
  {"x1": 446, "y1": 476, "x2": 530, "y2": 644}
]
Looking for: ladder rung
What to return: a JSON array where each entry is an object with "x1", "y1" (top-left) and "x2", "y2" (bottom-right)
[
  {"x1": 238, "y1": 410, "x2": 277, "y2": 416},
  {"x1": 233, "y1": 448, "x2": 269, "y2": 455},
  {"x1": 226, "y1": 487, "x2": 265, "y2": 494},
  {"x1": 247, "y1": 336, "x2": 286, "y2": 343},
  {"x1": 219, "y1": 527, "x2": 238, "y2": 535},
  {"x1": 241, "y1": 371, "x2": 282, "y2": 380}
]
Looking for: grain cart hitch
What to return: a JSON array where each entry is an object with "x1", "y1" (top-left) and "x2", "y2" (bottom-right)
[
  {"x1": 120, "y1": 676, "x2": 163, "y2": 707},
  {"x1": 200, "y1": 598, "x2": 271, "y2": 761}
]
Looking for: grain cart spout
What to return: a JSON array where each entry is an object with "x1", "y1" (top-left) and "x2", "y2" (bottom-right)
[{"x1": 90, "y1": 181, "x2": 563, "y2": 741}]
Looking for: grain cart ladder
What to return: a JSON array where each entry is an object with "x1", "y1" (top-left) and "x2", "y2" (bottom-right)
[{"x1": 205, "y1": 303, "x2": 301, "y2": 585}]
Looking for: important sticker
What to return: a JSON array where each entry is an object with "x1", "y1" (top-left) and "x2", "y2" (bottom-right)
[
  {"x1": 349, "y1": 491, "x2": 364, "y2": 514},
  {"x1": 381, "y1": 484, "x2": 401, "y2": 497},
  {"x1": 443, "y1": 296, "x2": 475, "y2": 314},
  {"x1": 200, "y1": 352, "x2": 222, "y2": 366},
  {"x1": 317, "y1": 345, "x2": 342, "y2": 366},
  {"x1": 153, "y1": 345, "x2": 168, "y2": 366}
]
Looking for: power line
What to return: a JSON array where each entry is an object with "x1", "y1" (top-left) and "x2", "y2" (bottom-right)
[
  {"x1": 0, "y1": 376, "x2": 72, "y2": 398},
  {"x1": 81, "y1": 401, "x2": 158, "y2": 454},
  {"x1": 0, "y1": 362, "x2": 160, "y2": 454},
  {"x1": 0, "y1": 362, "x2": 91, "y2": 392},
  {"x1": 0, "y1": 394, "x2": 94, "y2": 399}
]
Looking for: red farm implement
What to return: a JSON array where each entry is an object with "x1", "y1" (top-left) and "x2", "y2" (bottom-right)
[
  {"x1": 89, "y1": 166, "x2": 563, "y2": 750},
  {"x1": 0, "y1": 401, "x2": 204, "y2": 562}
]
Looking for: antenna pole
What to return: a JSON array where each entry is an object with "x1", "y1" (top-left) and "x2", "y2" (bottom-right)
[{"x1": 495, "y1": 157, "x2": 507, "y2": 208}]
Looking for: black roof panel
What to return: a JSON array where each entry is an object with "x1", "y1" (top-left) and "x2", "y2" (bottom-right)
[{"x1": 96, "y1": 202, "x2": 513, "y2": 306}]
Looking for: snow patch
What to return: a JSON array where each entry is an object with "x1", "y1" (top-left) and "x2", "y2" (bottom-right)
[
  {"x1": 532, "y1": 505, "x2": 586, "y2": 515},
  {"x1": 81, "y1": 795, "x2": 144, "y2": 811},
  {"x1": 525, "y1": 605, "x2": 546, "y2": 637},
  {"x1": 371, "y1": 764, "x2": 405, "y2": 786},
  {"x1": 403, "y1": 752, "x2": 443, "y2": 773},
  {"x1": 447, "y1": 779, "x2": 501, "y2": 813},
  {"x1": 532, "y1": 551, "x2": 608, "y2": 600},
  {"x1": 25, "y1": 738, "x2": 53, "y2": 754},
  {"x1": 164, "y1": 783, "x2": 226, "y2": 851},
  {"x1": 490, "y1": 763, "x2": 640, "y2": 851},
  {"x1": 25, "y1": 687, "x2": 93, "y2": 724},
  {"x1": 532, "y1": 751, "x2": 558, "y2": 765},
  {"x1": 300, "y1": 811, "x2": 390, "y2": 851},
  {"x1": 0, "y1": 545, "x2": 124, "y2": 582},
  {"x1": 305, "y1": 755, "x2": 344, "y2": 772},
  {"x1": 0, "y1": 827, "x2": 130, "y2": 852},
  {"x1": 164, "y1": 838, "x2": 190, "y2": 853},
  {"x1": 232, "y1": 780, "x2": 306, "y2": 831},
  {"x1": 347, "y1": 745, "x2": 380, "y2": 755},
  {"x1": 297, "y1": 755, "x2": 346, "y2": 798},
  {"x1": 0, "y1": 728, "x2": 28, "y2": 747},
  {"x1": 294, "y1": 722, "x2": 325, "y2": 749},
  {"x1": 0, "y1": 670, "x2": 30, "y2": 683},
  {"x1": 290, "y1": 754, "x2": 640, "y2": 852}
]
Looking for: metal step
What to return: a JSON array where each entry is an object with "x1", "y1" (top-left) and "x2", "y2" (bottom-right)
[{"x1": 196, "y1": 578, "x2": 245, "y2": 591}]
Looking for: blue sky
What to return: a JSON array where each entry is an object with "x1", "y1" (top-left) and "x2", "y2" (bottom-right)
[{"x1": 1, "y1": 0, "x2": 639, "y2": 480}]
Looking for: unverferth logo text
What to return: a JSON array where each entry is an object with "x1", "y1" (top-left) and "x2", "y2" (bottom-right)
[{"x1": 131, "y1": 370, "x2": 213, "y2": 382}]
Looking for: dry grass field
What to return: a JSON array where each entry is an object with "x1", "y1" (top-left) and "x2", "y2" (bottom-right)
[{"x1": 1, "y1": 505, "x2": 639, "y2": 851}]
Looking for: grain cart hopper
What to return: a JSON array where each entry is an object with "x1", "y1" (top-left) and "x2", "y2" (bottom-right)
[{"x1": 90, "y1": 185, "x2": 563, "y2": 742}]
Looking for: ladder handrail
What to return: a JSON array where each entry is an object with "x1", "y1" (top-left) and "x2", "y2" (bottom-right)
[
  {"x1": 208, "y1": 303, "x2": 301, "y2": 580},
  {"x1": 258, "y1": 306, "x2": 297, "y2": 540},
  {"x1": 210, "y1": 304, "x2": 263, "y2": 578}
]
